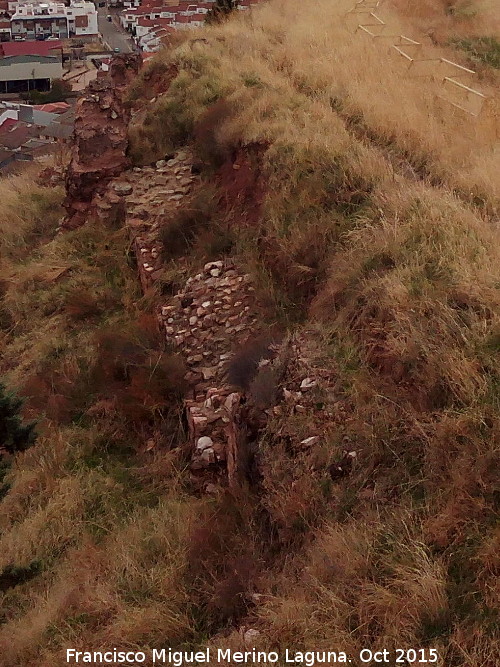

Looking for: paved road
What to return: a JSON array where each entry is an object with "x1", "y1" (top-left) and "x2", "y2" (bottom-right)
[{"x1": 97, "y1": 6, "x2": 133, "y2": 53}]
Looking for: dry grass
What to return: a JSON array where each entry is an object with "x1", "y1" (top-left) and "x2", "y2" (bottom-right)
[
  {"x1": 0, "y1": 169, "x2": 200, "y2": 665},
  {"x1": 1, "y1": 1, "x2": 499, "y2": 664},
  {"x1": 390, "y1": 0, "x2": 500, "y2": 42},
  {"x1": 125, "y1": 2, "x2": 499, "y2": 662},
  {"x1": 0, "y1": 169, "x2": 64, "y2": 261},
  {"x1": 130, "y1": 0, "x2": 499, "y2": 211}
]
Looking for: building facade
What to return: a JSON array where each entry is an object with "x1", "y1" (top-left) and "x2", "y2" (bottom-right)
[
  {"x1": 10, "y1": 1, "x2": 97, "y2": 40},
  {"x1": 0, "y1": 52, "x2": 63, "y2": 92},
  {"x1": 11, "y1": 4, "x2": 69, "y2": 39}
]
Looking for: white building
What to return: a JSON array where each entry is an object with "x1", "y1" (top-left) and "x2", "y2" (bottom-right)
[
  {"x1": 0, "y1": 53, "x2": 63, "y2": 93},
  {"x1": 66, "y1": 2, "x2": 98, "y2": 37},
  {"x1": 11, "y1": 3, "x2": 69, "y2": 39},
  {"x1": 10, "y1": 1, "x2": 98, "y2": 40}
]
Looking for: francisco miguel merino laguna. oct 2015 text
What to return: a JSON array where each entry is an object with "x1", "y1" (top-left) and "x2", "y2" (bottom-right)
[{"x1": 66, "y1": 647, "x2": 440, "y2": 665}]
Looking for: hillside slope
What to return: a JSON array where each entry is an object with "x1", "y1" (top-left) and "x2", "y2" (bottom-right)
[{"x1": 0, "y1": 1, "x2": 499, "y2": 665}]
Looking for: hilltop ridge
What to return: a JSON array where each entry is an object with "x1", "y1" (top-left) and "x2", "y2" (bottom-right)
[{"x1": 0, "y1": 1, "x2": 499, "y2": 665}]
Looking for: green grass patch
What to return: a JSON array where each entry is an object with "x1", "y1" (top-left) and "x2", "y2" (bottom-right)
[{"x1": 451, "y1": 36, "x2": 500, "y2": 69}]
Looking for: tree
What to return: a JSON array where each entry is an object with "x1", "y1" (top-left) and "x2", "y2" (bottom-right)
[
  {"x1": 23, "y1": 78, "x2": 72, "y2": 105},
  {"x1": 0, "y1": 383, "x2": 37, "y2": 455},
  {"x1": 206, "y1": 0, "x2": 239, "y2": 24}
]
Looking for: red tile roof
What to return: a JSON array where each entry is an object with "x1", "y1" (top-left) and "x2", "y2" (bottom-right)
[
  {"x1": 0, "y1": 117, "x2": 17, "y2": 134},
  {"x1": 0, "y1": 123, "x2": 33, "y2": 150},
  {"x1": 137, "y1": 17, "x2": 157, "y2": 26},
  {"x1": 33, "y1": 102, "x2": 70, "y2": 114},
  {"x1": 0, "y1": 40, "x2": 62, "y2": 57}
]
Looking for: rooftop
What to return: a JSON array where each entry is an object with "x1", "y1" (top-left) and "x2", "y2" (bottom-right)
[
  {"x1": 33, "y1": 101, "x2": 70, "y2": 114},
  {"x1": 0, "y1": 53, "x2": 61, "y2": 66},
  {"x1": 0, "y1": 40, "x2": 62, "y2": 58},
  {"x1": 0, "y1": 121, "x2": 34, "y2": 149}
]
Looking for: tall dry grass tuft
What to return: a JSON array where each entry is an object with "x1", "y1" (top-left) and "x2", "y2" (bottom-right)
[
  {"x1": 389, "y1": 0, "x2": 500, "y2": 42},
  {"x1": 0, "y1": 169, "x2": 64, "y2": 261}
]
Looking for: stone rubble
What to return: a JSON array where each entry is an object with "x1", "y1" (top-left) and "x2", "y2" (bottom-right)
[
  {"x1": 269, "y1": 331, "x2": 351, "y2": 459},
  {"x1": 59, "y1": 56, "x2": 351, "y2": 488},
  {"x1": 95, "y1": 148, "x2": 199, "y2": 291},
  {"x1": 94, "y1": 149, "x2": 348, "y2": 487},
  {"x1": 159, "y1": 259, "x2": 263, "y2": 485},
  {"x1": 96, "y1": 149, "x2": 265, "y2": 485},
  {"x1": 62, "y1": 53, "x2": 141, "y2": 229}
]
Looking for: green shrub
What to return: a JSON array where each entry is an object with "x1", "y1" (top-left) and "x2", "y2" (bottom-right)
[
  {"x1": 206, "y1": 0, "x2": 239, "y2": 24},
  {"x1": 0, "y1": 382, "x2": 36, "y2": 455},
  {"x1": 23, "y1": 78, "x2": 73, "y2": 104},
  {"x1": 451, "y1": 36, "x2": 500, "y2": 69}
]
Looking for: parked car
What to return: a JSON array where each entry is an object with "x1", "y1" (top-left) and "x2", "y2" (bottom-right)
[{"x1": 107, "y1": 15, "x2": 112, "y2": 21}]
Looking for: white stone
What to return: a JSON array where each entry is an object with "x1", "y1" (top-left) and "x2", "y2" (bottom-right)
[
  {"x1": 113, "y1": 182, "x2": 133, "y2": 196},
  {"x1": 300, "y1": 377, "x2": 317, "y2": 390},
  {"x1": 200, "y1": 447, "x2": 215, "y2": 463},
  {"x1": 196, "y1": 436, "x2": 213, "y2": 451},
  {"x1": 189, "y1": 316, "x2": 198, "y2": 326},
  {"x1": 156, "y1": 160, "x2": 166, "y2": 168},
  {"x1": 300, "y1": 436, "x2": 319, "y2": 448},
  {"x1": 243, "y1": 629, "x2": 260, "y2": 645},
  {"x1": 202, "y1": 301, "x2": 211, "y2": 308},
  {"x1": 224, "y1": 392, "x2": 240, "y2": 411},
  {"x1": 204, "y1": 261, "x2": 223, "y2": 271}
]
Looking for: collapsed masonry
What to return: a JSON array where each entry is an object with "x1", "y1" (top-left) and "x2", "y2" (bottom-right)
[
  {"x1": 93, "y1": 147, "x2": 353, "y2": 488},
  {"x1": 160, "y1": 259, "x2": 261, "y2": 486},
  {"x1": 63, "y1": 53, "x2": 141, "y2": 229},
  {"x1": 58, "y1": 53, "x2": 354, "y2": 487},
  {"x1": 90, "y1": 150, "x2": 265, "y2": 486}
]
